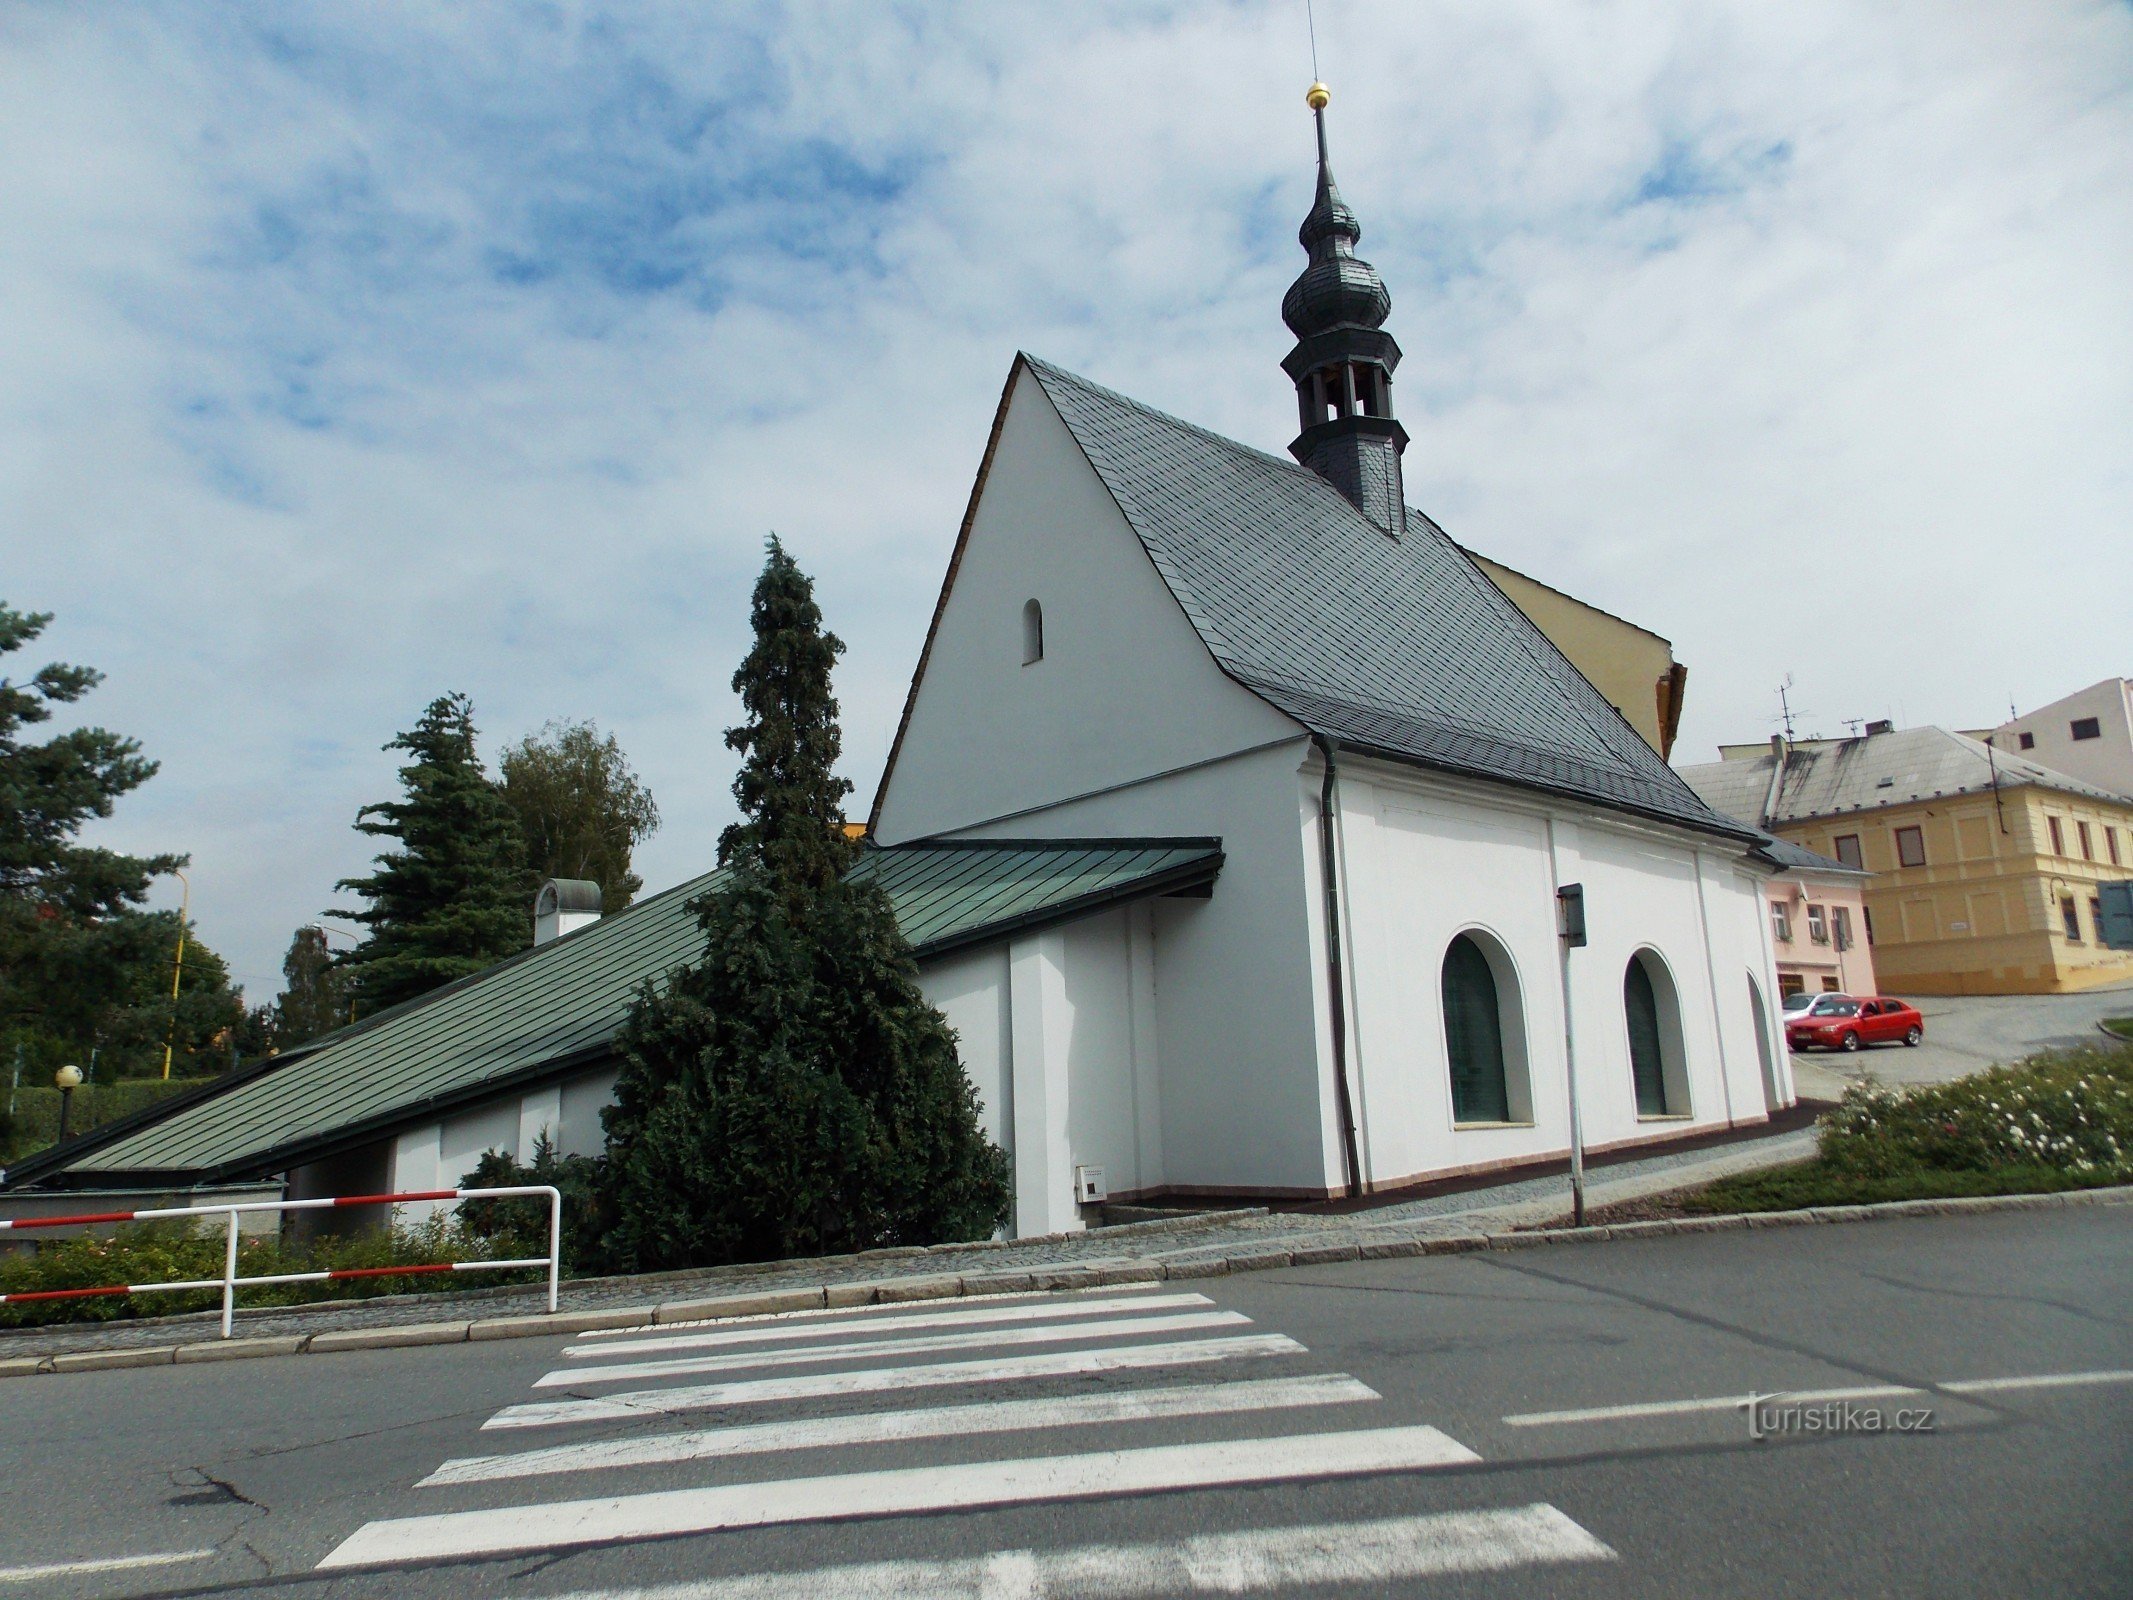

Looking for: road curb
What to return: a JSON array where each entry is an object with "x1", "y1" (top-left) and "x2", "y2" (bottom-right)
[{"x1": 6, "y1": 1184, "x2": 2125, "y2": 1380}]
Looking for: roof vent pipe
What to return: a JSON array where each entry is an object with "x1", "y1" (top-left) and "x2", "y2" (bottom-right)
[{"x1": 534, "y1": 879, "x2": 602, "y2": 945}]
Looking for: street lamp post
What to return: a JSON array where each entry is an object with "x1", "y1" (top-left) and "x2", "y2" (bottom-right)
[
  {"x1": 55, "y1": 1063, "x2": 83, "y2": 1143},
  {"x1": 160, "y1": 868, "x2": 191, "y2": 1081}
]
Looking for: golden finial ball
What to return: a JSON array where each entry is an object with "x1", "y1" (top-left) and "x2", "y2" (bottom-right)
[{"x1": 1306, "y1": 81, "x2": 1331, "y2": 111}]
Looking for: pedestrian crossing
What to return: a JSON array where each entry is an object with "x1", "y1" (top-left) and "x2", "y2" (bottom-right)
[{"x1": 319, "y1": 1279, "x2": 1618, "y2": 1589}]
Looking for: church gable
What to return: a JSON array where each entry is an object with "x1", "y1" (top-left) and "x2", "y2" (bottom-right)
[{"x1": 871, "y1": 360, "x2": 1297, "y2": 844}]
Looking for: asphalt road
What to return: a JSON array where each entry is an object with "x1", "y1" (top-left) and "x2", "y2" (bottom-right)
[{"x1": 6, "y1": 1208, "x2": 2128, "y2": 1599}]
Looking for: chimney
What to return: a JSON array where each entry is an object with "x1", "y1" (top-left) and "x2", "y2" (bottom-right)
[
  {"x1": 1760, "y1": 734, "x2": 1790, "y2": 827},
  {"x1": 1865, "y1": 719, "x2": 1895, "y2": 736},
  {"x1": 534, "y1": 878, "x2": 602, "y2": 945}
]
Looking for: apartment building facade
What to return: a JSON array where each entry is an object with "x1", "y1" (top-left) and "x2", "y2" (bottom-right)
[{"x1": 1681, "y1": 725, "x2": 2133, "y2": 996}]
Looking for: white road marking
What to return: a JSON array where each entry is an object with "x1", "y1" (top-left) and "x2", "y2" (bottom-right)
[
  {"x1": 1941, "y1": 1368, "x2": 2133, "y2": 1395},
  {"x1": 576, "y1": 1281, "x2": 1168, "y2": 1341},
  {"x1": 318, "y1": 1424, "x2": 1483, "y2": 1568},
  {"x1": 1506, "y1": 1366, "x2": 2133, "y2": 1426},
  {"x1": 423, "y1": 1374, "x2": 1380, "y2": 1487},
  {"x1": 1504, "y1": 1384, "x2": 1921, "y2": 1427},
  {"x1": 486, "y1": 1333, "x2": 1307, "y2": 1430},
  {"x1": 0, "y1": 1550, "x2": 216, "y2": 1583},
  {"x1": 569, "y1": 1293, "x2": 1215, "y2": 1360},
  {"x1": 540, "y1": 1310, "x2": 1251, "y2": 1387},
  {"x1": 528, "y1": 1505, "x2": 1612, "y2": 1598}
]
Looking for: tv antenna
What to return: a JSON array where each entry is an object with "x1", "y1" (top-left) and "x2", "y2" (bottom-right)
[{"x1": 1775, "y1": 675, "x2": 1800, "y2": 741}]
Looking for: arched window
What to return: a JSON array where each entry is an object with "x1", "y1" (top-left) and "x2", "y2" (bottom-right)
[
  {"x1": 1442, "y1": 934, "x2": 1510, "y2": 1124},
  {"x1": 1623, "y1": 950, "x2": 1690, "y2": 1117},
  {"x1": 1021, "y1": 598, "x2": 1044, "y2": 665}
]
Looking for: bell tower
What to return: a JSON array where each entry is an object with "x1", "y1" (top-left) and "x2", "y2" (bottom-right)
[{"x1": 1282, "y1": 82, "x2": 1407, "y2": 536}]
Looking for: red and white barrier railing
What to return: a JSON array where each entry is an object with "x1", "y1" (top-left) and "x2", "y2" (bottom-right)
[{"x1": 0, "y1": 1186, "x2": 562, "y2": 1337}]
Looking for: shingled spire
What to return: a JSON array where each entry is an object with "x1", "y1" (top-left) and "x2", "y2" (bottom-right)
[{"x1": 1282, "y1": 82, "x2": 1407, "y2": 537}]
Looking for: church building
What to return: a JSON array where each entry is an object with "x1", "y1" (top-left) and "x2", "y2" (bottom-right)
[
  {"x1": 871, "y1": 85, "x2": 1792, "y2": 1233},
  {"x1": 7, "y1": 88, "x2": 1794, "y2": 1238}
]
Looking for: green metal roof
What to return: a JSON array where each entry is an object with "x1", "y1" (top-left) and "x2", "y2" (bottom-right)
[{"x1": 11, "y1": 839, "x2": 1220, "y2": 1188}]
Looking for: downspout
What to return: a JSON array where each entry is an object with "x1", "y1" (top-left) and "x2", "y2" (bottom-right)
[{"x1": 1313, "y1": 734, "x2": 1363, "y2": 1199}]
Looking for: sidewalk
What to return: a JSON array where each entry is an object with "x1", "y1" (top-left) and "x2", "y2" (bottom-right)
[{"x1": 0, "y1": 1119, "x2": 1822, "y2": 1369}]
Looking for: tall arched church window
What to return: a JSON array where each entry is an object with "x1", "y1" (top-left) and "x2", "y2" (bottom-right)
[
  {"x1": 1442, "y1": 934, "x2": 1510, "y2": 1124},
  {"x1": 1624, "y1": 959, "x2": 1668, "y2": 1115},
  {"x1": 1022, "y1": 598, "x2": 1044, "y2": 665}
]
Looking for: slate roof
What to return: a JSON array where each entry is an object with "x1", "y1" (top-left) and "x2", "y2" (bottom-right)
[
  {"x1": 1677, "y1": 726, "x2": 2131, "y2": 829},
  {"x1": 8, "y1": 839, "x2": 1221, "y2": 1189},
  {"x1": 1752, "y1": 834, "x2": 1869, "y2": 877},
  {"x1": 1017, "y1": 357, "x2": 1754, "y2": 843}
]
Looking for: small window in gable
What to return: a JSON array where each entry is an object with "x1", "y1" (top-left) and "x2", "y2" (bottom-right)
[
  {"x1": 1021, "y1": 599, "x2": 1044, "y2": 666},
  {"x1": 2070, "y1": 717, "x2": 2101, "y2": 741}
]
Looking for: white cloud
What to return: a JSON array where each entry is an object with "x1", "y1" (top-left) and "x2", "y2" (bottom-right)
[{"x1": 3, "y1": 1, "x2": 2128, "y2": 998}]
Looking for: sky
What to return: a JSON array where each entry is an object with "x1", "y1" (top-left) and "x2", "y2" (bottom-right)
[{"x1": 4, "y1": 2, "x2": 2130, "y2": 1002}]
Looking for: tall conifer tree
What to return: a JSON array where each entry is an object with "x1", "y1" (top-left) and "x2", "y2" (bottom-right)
[
  {"x1": 335, "y1": 693, "x2": 528, "y2": 1016},
  {"x1": 601, "y1": 540, "x2": 1009, "y2": 1270}
]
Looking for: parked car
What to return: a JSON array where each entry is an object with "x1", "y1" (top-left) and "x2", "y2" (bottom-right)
[
  {"x1": 1786, "y1": 996, "x2": 1924, "y2": 1053},
  {"x1": 1783, "y1": 991, "x2": 1856, "y2": 1021}
]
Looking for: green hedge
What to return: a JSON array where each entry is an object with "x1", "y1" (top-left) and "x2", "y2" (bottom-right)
[{"x1": 0, "y1": 1078, "x2": 217, "y2": 1164}]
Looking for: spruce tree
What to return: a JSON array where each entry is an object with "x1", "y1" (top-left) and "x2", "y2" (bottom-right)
[
  {"x1": 601, "y1": 539, "x2": 1010, "y2": 1270},
  {"x1": 335, "y1": 693, "x2": 529, "y2": 1016}
]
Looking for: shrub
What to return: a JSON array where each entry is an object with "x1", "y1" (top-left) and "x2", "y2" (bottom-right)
[
  {"x1": 457, "y1": 1136, "x2": 614, "y2": 1279},
  {"x1": 1815, "y1": 1042, "x2": 2133, "y2": 1182}
]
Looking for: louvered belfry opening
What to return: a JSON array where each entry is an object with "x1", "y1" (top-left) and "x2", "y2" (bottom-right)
[{"x1": 1281, "y1": 87, "x2": 1408, "y2": 537}]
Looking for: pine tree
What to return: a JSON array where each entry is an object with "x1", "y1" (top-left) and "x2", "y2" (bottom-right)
[
  {"x1": 0, "y1": 603, "x2": 244, "y2": 1077},
  {"x1": 600, "y1": 540, "x2": 1010, "y2": 1270},
  {"x1": 335, "y1": 693, "x2": 529, "y2": 1016}
]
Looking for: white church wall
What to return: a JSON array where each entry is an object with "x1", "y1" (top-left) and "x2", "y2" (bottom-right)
[
  {"x1": 921, "y1": 945, "x2": 1013, "y2": 1150},
  {"x1": 873, "y1": 366, "x2": 1296, "y2": 846},
  {"x1": 953, "y1": 740, "x2": 1339, "y2": 1201},
  {"x1": 1334, "y1": 760, "x2": 1778, "y2": 1192}
]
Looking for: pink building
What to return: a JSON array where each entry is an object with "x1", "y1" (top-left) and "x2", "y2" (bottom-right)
[{"x1": 1760, "y1": 838, "x2": 1877, "y2": 998}]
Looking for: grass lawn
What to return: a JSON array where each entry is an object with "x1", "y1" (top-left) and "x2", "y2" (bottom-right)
[{"x1": 2103, "y1": 1017, "x2": 2133, "y2": 1041}]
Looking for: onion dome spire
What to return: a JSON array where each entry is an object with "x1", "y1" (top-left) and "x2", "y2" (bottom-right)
[{"x1": 1281, "y1": 83, "x2": 1408, "y2": 537}]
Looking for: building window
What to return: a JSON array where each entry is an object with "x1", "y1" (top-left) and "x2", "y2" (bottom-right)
[
  {"x1": 1832, "y1": 906, "x2": 1853, "y2": 951},
  {"x1": 2109, "y1": 828, "x2": 2123, "y2": 867},
  {"x1": 1442, "y1": 935, "x2": 1514, "y2": 1124},
  {"x1": 2061, "y1": 896, "x2": 2082, "y2": 942},
  {"x1": 1862, "y1": 905, "x2": 1875, "y2": 945},
  {"x1": 1894, "y1": 825, "x2": 1926, "y2": 868},
  {"x1": 1771, "y1": 904, "x2": 1792, "y2": 944},
  {"x1": 2078, "y1": 821, "x2": 2094, "y2": 861},
  {"x1": 1833, "y1": 834, "x2": 1863, "y2": 869},
  {"x1": 1021, "y1": 599, "x2": 1044, "y2": 665},
  {"x1": 2018, "y1": 731, "x2": 2035, "y2": 750},
  {"x1": 2070, "y1": 717, "x2": 2102, "y2": 741},
  {"x1": 1821, "y1": 976, "x2": 1842, "y2": 992},
  {"x1": 1779, "y1": 972, "x2": 1805, "y2": 998},
  {"x1": 2093, "y1": 897, "x2": 2106, "y2": 942},
  {"x1": 2048, "y1": 816, "x2": 2064, "y2": 856},
  {"x1": 1623, "y1": 952, "x2": 1687, "y2": 1117},
  {"x1": 1807, "y1": 905, "x2": 1829, "y2": 945}
]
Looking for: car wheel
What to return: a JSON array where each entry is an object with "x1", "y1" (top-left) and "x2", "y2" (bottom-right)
[
  {"x1": 1840, "y1": 1030, "x2": 1862, "y2": 1053},
  {"x1": 1904, "y1": 1026, "x2": 1922, "y2": 1047}
]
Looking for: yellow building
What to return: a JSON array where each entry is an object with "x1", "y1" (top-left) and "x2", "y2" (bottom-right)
[
  {"x1": 1467, "y1": 551, "x2": 1687, "y2": 757},
  {"x1": 1679, "y1": 725, "x2": 2133, "y2": 996}
]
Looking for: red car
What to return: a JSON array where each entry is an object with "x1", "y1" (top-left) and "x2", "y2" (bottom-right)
[{"x1": 1786, "y1": 995, "x2": 1924, "y2": 1053}]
